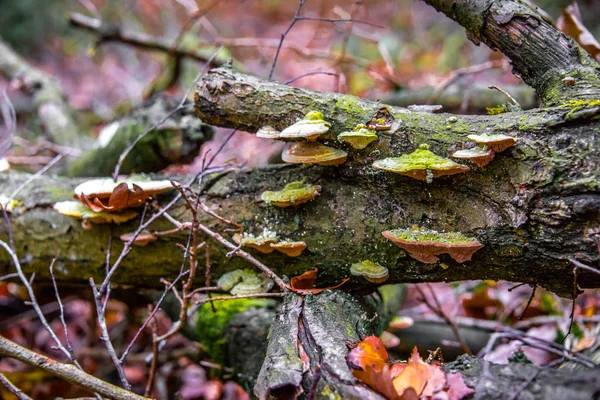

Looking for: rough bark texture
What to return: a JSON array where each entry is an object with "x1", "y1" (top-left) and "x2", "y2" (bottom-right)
[{"x1": 444, "y1": 355, "x2": 600, "y2": 400}]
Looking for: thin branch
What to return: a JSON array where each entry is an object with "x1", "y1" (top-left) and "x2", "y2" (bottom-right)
[
  {"x1": 0, "y1": 373, "x2": 32, "y2": 400},
  {"x1": 49, "y1": 260, "x2": 78, "y2": 365},
  {"x1": 69, "y1": 12, "x2": 222, "y2": 65},
  {"x1": 0, "y1": 335, "x2": 148, "y2": 400},
  {"x1": 112, "y1": 45, "x2": 223, "y2": 179},
  {"x1": 416, "y1": 284, "x2": 472, "y2": 355},
  {"x1": 0, "y1": 240, "x2": 82, "y2": 368},
  {"x1": 269, "y1": 0, "x2": 307, "y2": 80},
  {"x1": 90, "y1": 278, "x2": 131, "y2": 390},
  {"x1": 285, "y1": 71, "x2": 338, "y2": 85}
]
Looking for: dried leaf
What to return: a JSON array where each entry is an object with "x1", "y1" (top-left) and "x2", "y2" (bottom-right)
[
  {"x1": 445, "y1": 372, "x2": 475, "y2": 400},
  {"x1": 289, "y1": 268, "x2": 349, "y2": 294},
  {"x1": 392, "y1": 347, "x2": 446, "y2": 398},
  {"x1": 347, "y1": 336, "x2": 389, "y2": 372},
  {"x1": 77, "y1": 182, "x2": 151, "y2": 212},
  {"x1": 557, "y1": 3, "x2": 600, "y2": 62}
]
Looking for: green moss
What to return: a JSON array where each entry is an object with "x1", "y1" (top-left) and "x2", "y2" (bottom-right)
[
  {"x1": 487, "y1": 105, "x2": 509, "y2": 115},
  {"x1": 195, "y1": 297, "x2": 271, "y2": 365},
  {"x1": 385, "y1": 226, "x2": 478, "y2": 245},
  {"x1": 333, "y1": 96, "x2": 369, "y2": 120},
  {"x1": 560, "y1": 99, "x2": 600, "y2": 118}
]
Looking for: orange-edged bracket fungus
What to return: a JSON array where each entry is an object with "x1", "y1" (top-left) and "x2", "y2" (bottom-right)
[
  {"x1": 279, "y1": 111, "x2": 331, "y2": 141},
  {"x1": 373, "y1": 144, "x2": 469, "y2": 183},
  {"x1": 217, "y1": 269, "x2": 274, "y2": 296},
  {"x1": 282, "y1": 141, "x2": 347, "y2": 166},
  {"x1": 54, "y1": 201, "x2": 138, "y2": 224},
  {"x1": 260, "y1": 180, "x2": 321, "y2": 207},
  {"x1": 337, "y1": 124, "x2": 379, "y2": 150},
  {"x1": 467, "y1": 134, "x2": 517, "y2": 153},
  {"x1": 350, "y1": 260, "x2": 389, "y2": 283},
  {"x1": 451, "y1": 146, "x2": 495, "y2": 167},
  {"x1": 120, "y1": 230, "x2": 158, "y2": 246},
  {"x1": 270, "y1": 241, "x2": 307, "y2": 257},
  {"x1": 232, "y1": 228, "x2": 279, "y2": 254},
  {"x1": 382, "y1": 227, "x2": 483, "y2": 264}
]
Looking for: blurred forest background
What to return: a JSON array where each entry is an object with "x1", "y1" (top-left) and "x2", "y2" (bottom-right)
[{"x1": 1, "y1": 0, "x2": 600, "y2": 399}]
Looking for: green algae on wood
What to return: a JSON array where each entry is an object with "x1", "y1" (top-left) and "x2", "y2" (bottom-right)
[
  {"x1": 337, "y1": 125, "x2": 378, "y2": 150},
  {"x1": 279, "y1": 111, "x2": 331, "y2": 141},
  {"x1": 217, "y1": 268, "x2": 274, "y2": 295},
  {"x1": 350, "y1": 260, "x2": 389, "y2": 283},
  {"x1": 260, "y1": 180, "x2": 321, "y2": 207},
  {"x1": 382, "y1": 227, "x2": 483, "y2": 264},
  {"x1": 373, "y1": 144, "x2": 469, "y2": 183},
  {"x1": 282, "y1": 141, "x2": 347, "y2": 166}
]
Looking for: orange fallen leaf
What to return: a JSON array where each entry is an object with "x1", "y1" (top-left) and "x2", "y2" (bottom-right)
[
  {"x1": 557, "y1": 3, "x2": 600, "y2": 62},
  {"x1": 347, "y1": 335, "x2": 389, "y2": 372},
  {"x1": 461, "y1": 286, "x2": 502, "y2": 319},
  {"x1": 392, "y1": 347, "x2": 446, "y2": 397},
  {"x1": 289, "y1": 268, "x2": 349, "y2": 294}
]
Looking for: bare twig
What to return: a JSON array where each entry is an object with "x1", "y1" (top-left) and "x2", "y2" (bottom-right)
[
  {"x1": 0, "y1": 373, "x2": 32, "y2": 400},
  {"x1": 49, "y1": 260, "x2": 78, "y2": 365},
  {"x1": 0, "y1": 335, "x2": 148, "y2": 400},
  {"x1": 5, "y1": 154, "x2": 64, "y2": 202},
  {"x1": 416, "y1": 284, "x2": 472, "y2": 355},
  {"x1": 427, "y1": 60, "x2": 508, "y2": 104},
  {"x1": 0, "y1": 240, "x2": 84, "y2": 369},
  {"x1": 285, "y1": 71, "x2": 338, "y2": 85},
  {"x1": 488, "y1": 84, "x2": 520, "y2": 107},
  {"x1": 90, "y1": 278, "x2": 131, "y2": 390},
  {"x1": 112, "y1": 45, "x2": 223, "y2": 179},
  {"x1": 269, "y1": 0, "x2": 307, "y2": 80},
  {"x1": 69, "y1": 12, "x2": 222, "y2": 65},
  {"x1": 518, "y1": 285, "x2": 537, "y2": 320}
]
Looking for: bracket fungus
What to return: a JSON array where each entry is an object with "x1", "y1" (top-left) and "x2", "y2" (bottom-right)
[
  {"x1": 256, "y1": 125, "x2": 280, "y2": 139},
  {"x1": 120, "y1": 230, "x2": 158, "y2": 246},
  {"x1": 467, "y1": 134, "x2": 517, "y2": 153},
  {"x1": 270, "y1": 241, "x2": 307, "y2": 257},
  {"x1": 282, "y1": 141, "x2": 347, "y2": 166},
  {"x1": 350, "y1": 260, "x2": 389, "y2": 283},
  {"x1": 217, "y1": 269, "x2": 274, "y2": 296},
  {"x1": 382, "y1": 227, "x2": 483, "y2": 264},
  {"x1": 279, "y1": 111, "x2": 331, "y2": 141},
  {"x1": 337, "y1": 124, "x2": 379, "y2": 150},
  {"x1": 373, "y1": 144, "x2": 469, "y2": 183},
  {"x1": 74, "y1": 176, "x2": 174, "y2": 212},
  {"x1": 366, "y1": 107, "x2": 397, "y2": 131},
  {"x1": 54, "y1": 201, "x2": 138, "y2": 224},
  {"x1": 451, "y1": 146, "x2": 495, "y2": 167},
  {"x1": 232, "y1": 229, "x2": 279, "y2": 254},
  {"x1": 260, "y1": 180, "x2": 321, "y2": 207}
]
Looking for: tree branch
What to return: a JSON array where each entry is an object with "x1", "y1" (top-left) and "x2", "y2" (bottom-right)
[
  {"x1": 422, "y1": 0, "x2": 600, "y2": 106},
  {"x1": 0, "y1": 335, "x2": 148, "y2": 400}
]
